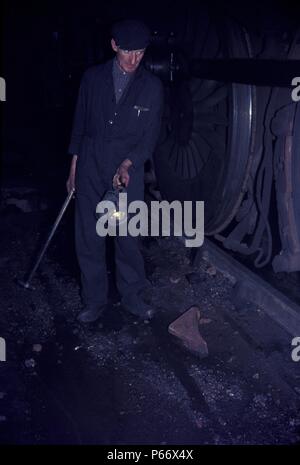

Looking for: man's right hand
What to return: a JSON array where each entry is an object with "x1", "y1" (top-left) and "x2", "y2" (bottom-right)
[{"x1": 66, "y1": 154, "x2": 78, "y2": 194}]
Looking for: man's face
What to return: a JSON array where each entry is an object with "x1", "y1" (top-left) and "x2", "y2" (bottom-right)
[{"x1": 111, "y1": 38, "x2": 145, "y2": 73}]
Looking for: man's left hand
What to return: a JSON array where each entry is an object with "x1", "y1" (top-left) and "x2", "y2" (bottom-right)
[{"x1": 113, "y1": 159, "x2": 133, "y2": 188}]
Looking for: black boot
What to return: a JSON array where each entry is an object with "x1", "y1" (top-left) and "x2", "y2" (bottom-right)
[
  {"x1": 77, "y1": 304, "x2": 106, "y2": 323},
  {"x1": 121, "y1": 291, "x2": 156, "y2": 321}
]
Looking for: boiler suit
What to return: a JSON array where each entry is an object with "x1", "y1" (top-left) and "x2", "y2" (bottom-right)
[{"x1": 68, "y1": 58, "x2": 164, "y2": 308}]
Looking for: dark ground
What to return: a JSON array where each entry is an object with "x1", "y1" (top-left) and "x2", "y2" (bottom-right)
[{"x1": 0, "y1": 190, "x2": 300, "y2": 445}]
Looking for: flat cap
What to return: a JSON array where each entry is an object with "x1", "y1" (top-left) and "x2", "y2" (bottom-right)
[{"x1": 112, "y1": 19, "x2": 151, "y2": 50}]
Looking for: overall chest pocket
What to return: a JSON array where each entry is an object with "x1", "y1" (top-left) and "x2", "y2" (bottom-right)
[{"x1": 122, "y1": 103, "x2": 151, "y2": 134}]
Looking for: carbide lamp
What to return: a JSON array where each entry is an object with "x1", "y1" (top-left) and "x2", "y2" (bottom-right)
[{"x1": 97, "y1": 186, "x2": 127, "y2": 226}]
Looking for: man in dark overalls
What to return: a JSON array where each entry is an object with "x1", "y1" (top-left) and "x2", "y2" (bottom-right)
[{"x1": 66, "y1": 20, "x2": 164, "y2": 323}]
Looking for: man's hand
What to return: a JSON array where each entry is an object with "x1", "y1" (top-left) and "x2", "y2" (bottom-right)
[
  {"x1": 113, "y1": 158, "x2": 132, "y2": 188},
  {"x1": 66, "y1": 154, "x2": 77, "y2": 194}
]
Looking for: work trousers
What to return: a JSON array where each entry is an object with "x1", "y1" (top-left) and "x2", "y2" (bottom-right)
[{"x1": 75, "y1": 191, "x2": 148, "y2": 307}]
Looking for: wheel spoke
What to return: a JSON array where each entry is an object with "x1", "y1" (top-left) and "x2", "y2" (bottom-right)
[
  {"x1": 201, "y1": 130, "x2": 226, "y2": 155},
  {"x1": 193, "y1": 110, "x2": 229, "y2": 126},
  {"x1": 175, "y1": 145, "x2": 182, "y2": 173},
  {"x1": 191, "y1": 79, "x2": 217, "y2": 101},
  {"x1": 188, "y1": 140, "x2": 203, "y2": 175},
  {"x1": 200, "y1": 85, "x2": 228, "y2": 109},
  {"x1": 168, "y1": 141, "x2": 179, "y2": 162},
  {"x1": 192, "y1": 133, "x2": 211, "y2": 164},
  {"x1": 183, "y1": 146, "x2": 193, "y2": 178}
]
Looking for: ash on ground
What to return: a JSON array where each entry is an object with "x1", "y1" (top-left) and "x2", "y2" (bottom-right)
[{"x1": 0, "y1": 202, "x2": 299, "y2": 445}]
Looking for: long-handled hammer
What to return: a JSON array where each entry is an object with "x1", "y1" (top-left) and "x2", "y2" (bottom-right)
[{"x1": 17, "y1": 188, "x2": 75, "y2": 290}]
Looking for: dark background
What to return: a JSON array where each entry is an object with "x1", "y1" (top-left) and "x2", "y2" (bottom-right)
[{"x1": 1, "y1": 0, "x2": 300, "y2": 195}]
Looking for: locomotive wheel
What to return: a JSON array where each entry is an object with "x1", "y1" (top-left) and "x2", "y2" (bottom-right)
[{"x1": 154, "y1": 16, "x2": 255, "y2": 235}]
